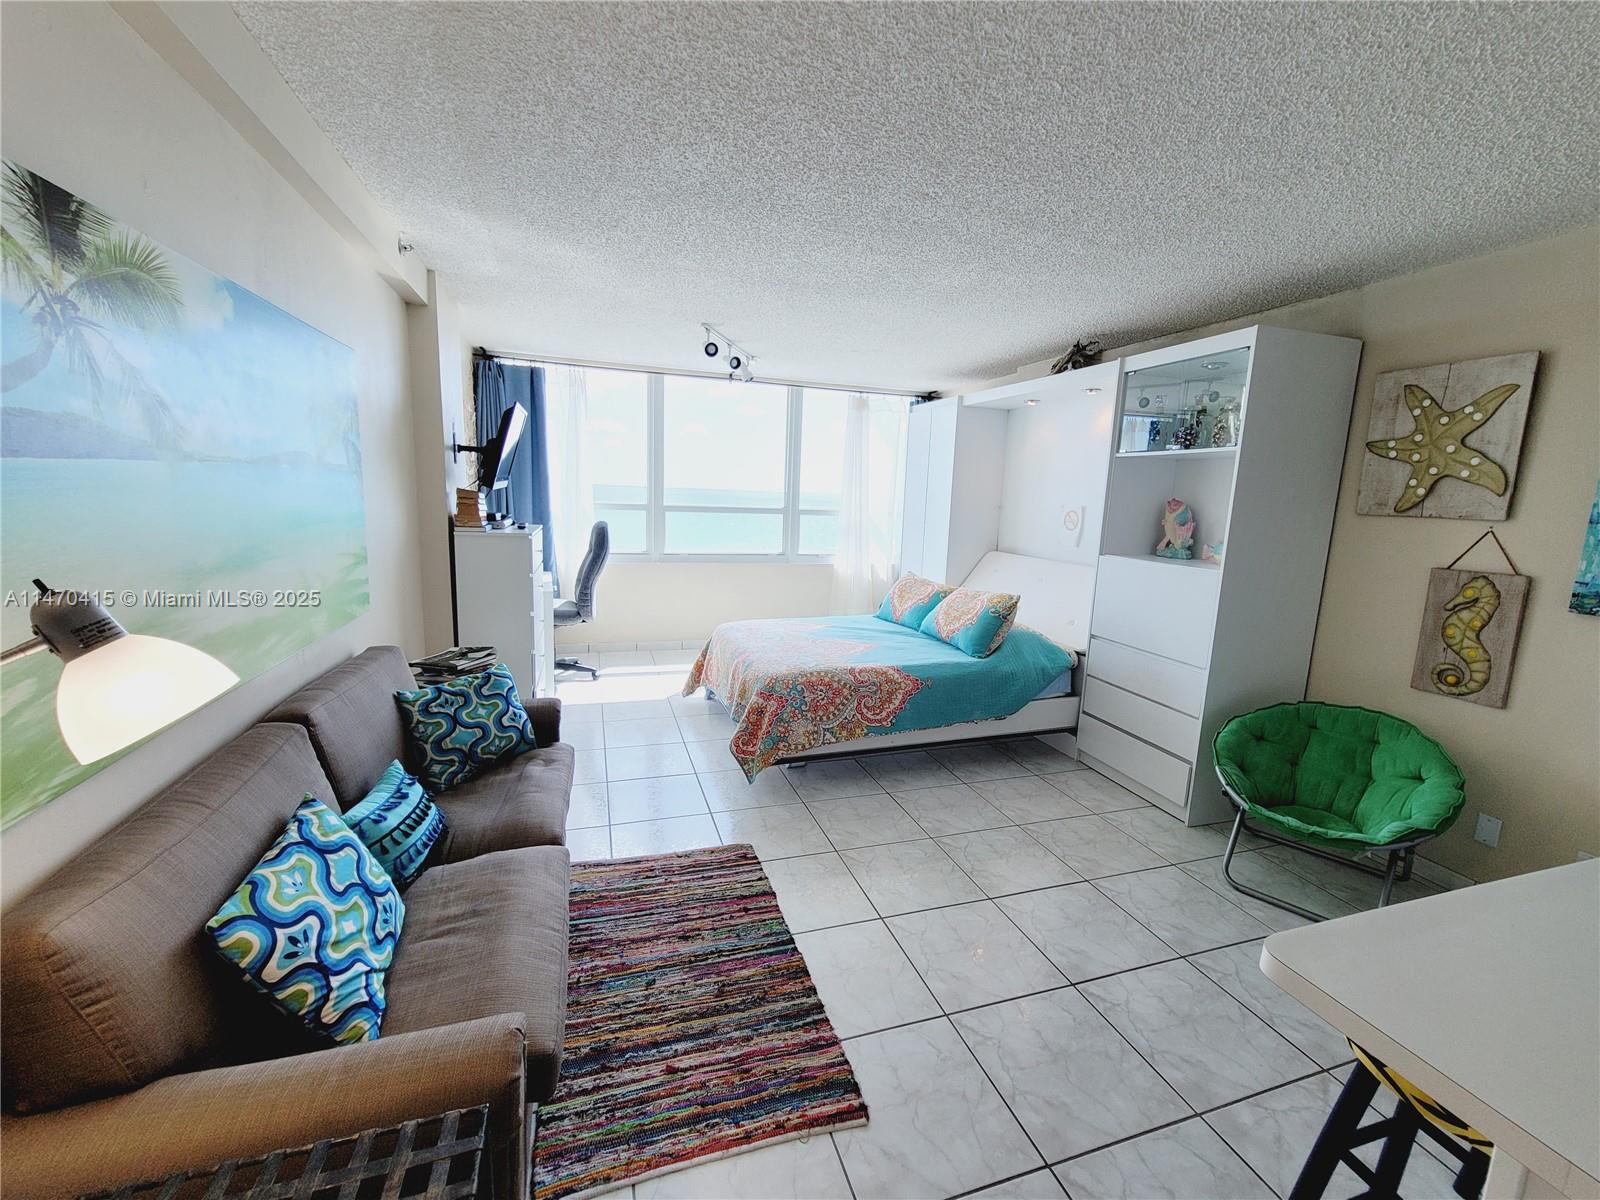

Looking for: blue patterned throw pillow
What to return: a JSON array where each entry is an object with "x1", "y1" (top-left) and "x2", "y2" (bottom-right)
[
  {"x1": 875, "y1": 572, "x2": 954, "y2": 629},
  {"x1": 344, "y1": 760, "x2": 447, "y2": 886},
  {"x1": 206, "y1": 795, "x2": 403, "y2": 1045},
  {"x1": 394, "y1": 662, "x2": 538, "y2": 790},
  {"x1": 919, "y1": 587, "x2": 1021, "y2": 658}
]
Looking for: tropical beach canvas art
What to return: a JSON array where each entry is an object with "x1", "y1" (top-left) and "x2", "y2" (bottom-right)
[{"x1": 0, "y1": 162, "x2": 368, "y2": 828}]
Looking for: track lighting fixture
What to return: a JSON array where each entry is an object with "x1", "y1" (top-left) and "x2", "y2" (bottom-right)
[{"x1": 700, "y1": 323, "x2": 755, "y2": 382}]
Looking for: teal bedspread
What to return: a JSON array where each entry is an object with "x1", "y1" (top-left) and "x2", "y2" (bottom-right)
[{"x1": 682, "y1": 614, "x2": 1075, "y2": 777}]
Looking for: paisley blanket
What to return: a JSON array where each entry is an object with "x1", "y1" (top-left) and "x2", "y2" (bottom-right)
[{"x1": 682, "y1": 615, "x2": 1075, "y2": 778}]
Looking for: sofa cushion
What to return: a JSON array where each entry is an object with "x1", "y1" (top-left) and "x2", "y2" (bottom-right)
[
  {"x1": 394, "y1": 664, "x2": 538, "y2": 791},
  {"x1": 383, "y1": 847, "x2": 569, "y2": 1100},
  {"x1": 2, "y1": 725, "x2": 331, "y2": 1114},
  {"x1": 265, "y1": 646, "x2": 416, "y2": 807},
  {"x1": 431, "y1": 744, "x2": 574, "y2": 860},
  {"x1": 207, "y1": 796, "x2": 404, "y2": 1045},
  {"x1": 344, "y1": 761, "x2": 447, "y2": 886}
]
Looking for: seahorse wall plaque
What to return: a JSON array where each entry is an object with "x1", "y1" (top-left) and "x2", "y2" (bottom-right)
[
  {"x1": 1357, "y1": 352, "x2": 1538, "y2": 520},
  {"x1": 1409, "y1": 567, "x2": 1530, "y2": 709}
]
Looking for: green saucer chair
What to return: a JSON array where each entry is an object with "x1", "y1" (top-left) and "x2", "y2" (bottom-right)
[{"x1": 1212, "y1": 702, "x2": 1465, "y2": 919}]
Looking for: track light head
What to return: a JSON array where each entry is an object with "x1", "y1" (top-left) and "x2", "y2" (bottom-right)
[
  {"x1": 727, "y1": 353, "x2": 742, "y2": 371},
  {"x1": 703, "y1": 340, "x2": 720, "y2": 358}
]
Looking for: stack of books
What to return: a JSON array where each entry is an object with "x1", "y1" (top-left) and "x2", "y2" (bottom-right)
[
  {"x1": 455, "y1": 487, "x2": 487, "y2": 529},
  {"x1": 410, "y1": 645, "x2": 497, "y2": 685}
]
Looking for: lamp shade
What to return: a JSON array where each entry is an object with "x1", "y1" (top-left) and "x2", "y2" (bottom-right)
[{"x1": 54, "y1": 634, "x2": 239, "y2": 763}]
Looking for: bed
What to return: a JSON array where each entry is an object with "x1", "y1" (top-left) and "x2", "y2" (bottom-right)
[{"x1": 682, "y1": 552, "x2": 1095, "y2": 777}]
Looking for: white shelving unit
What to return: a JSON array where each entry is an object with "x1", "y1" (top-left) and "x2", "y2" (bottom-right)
[{"x1": 1078, "y1": 326, "x2": 1362, "y2": 825}]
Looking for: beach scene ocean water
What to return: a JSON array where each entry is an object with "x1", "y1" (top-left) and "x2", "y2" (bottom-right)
[{"x1": 0, "y1": 162, "x2": 367, "y2": 827}]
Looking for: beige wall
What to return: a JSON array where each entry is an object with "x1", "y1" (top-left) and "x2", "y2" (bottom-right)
[
  {"x1": 406, "y1": 272, "x2": 469, "y2": 652},
  {"x1": 0, "y1": 3, "x2": 427, "y2": 906},
  {"x1": 555, "y1": 562, "x2": 836, "y2": 648},
  {"x1": 996, "y1": 226, "x2": 1600, "y2": 882}
]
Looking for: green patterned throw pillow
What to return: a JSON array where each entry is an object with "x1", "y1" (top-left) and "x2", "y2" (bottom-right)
[
  {"x1": 206, "y1": 795, "x2": 403, "y2": 1044},
  {"x1": 394, "y1": 662, "x2": 538, "y2": 790}
]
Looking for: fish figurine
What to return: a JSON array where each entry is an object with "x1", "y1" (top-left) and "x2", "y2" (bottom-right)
[{"x1": 1155, "y1": 498, "x2": 1195, "y2": 560}]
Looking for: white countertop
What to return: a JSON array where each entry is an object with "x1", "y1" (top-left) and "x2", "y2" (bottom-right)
[{"x1": 1261, "y1": 859, "x2": 1600, "y2": 1198}]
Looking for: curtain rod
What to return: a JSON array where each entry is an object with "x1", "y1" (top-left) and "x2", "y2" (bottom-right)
[{"x1": 473, "y1": 346, "x2": 931, "y2": 399}]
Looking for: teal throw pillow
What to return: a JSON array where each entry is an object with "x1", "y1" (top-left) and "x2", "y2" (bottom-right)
[
  {"x1": 875, "y1": 572, "x2": 954, "y2": 629},
  {"x1": 206, "y1": 795, "x2": 403, "y2": 1045},
  {"x1": 394, "y1": 662, "x2": 538, "y2": 790},
  {"x1": 344, "y1": 760, "x2": 447, "y2": 886},
  {"x1": 919, "y1": 587, "x2": 1021, "y2": 658}
]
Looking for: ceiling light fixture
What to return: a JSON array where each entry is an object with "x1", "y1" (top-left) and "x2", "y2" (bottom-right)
[
  {"x1": 1202, "y1": 361, "x2": 1226, "y2": 371},
  {"x1": 701, "y1": 323, "x2": 755, "y2": 382},
  {"x1": 1084, "y1": 387, "x2": 1103, "y2": 394}
]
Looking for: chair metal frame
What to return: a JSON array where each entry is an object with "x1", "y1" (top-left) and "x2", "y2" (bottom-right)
[{"x1": 1218, "y1": 773, "x2": 1435, "y2": 921}]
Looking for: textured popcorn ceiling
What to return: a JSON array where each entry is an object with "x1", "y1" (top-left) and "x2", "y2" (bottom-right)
[{"x1": 235, "y1": 1, "x2": 1599, "y2": 392}]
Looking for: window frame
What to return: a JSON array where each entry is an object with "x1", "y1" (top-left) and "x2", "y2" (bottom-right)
[{"x1": 592, "y1": 374, "x2": 848, "y2": 564}]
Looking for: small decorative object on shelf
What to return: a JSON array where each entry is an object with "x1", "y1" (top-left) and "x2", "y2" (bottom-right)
[
  {"x1": 1155, "y1": 497, "x2": 1196, "y2": 559},
  {"x1": 1203, "y1": 540, "x2": 1226, "y2": 567},
  {"x1": 1170, "y1": 407, "x2": 1207, "y2": 450},
  {"x1": 1212, "y1": 396, "x2": 1242, "y2": 447},
  {"x1": 1049, "y1": 338, "x2": 1103, "y2": 374}
]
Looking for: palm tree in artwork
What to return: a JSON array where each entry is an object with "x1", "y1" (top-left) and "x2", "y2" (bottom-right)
[{"x1": 0, "y1": 164, "x2": 185, "y2": 441}]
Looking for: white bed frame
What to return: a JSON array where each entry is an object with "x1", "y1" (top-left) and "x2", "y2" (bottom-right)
[{"x1": 759, "y1": 552, "x2": 1097, "y2": 764}]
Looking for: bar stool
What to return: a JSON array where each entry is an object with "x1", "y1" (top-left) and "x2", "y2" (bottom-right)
[{"x1": 1290, "y1": 1041, "x2": 1492, "y2": 1200}]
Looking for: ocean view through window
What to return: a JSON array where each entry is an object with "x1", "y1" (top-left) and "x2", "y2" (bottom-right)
[{"x1": 536, "y1": 360, "x2": 910, "y2": 561}]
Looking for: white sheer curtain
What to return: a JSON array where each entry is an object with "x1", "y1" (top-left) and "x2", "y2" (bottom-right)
[
  {"x1": 543, "y1": 366, "x2": 595, "y2": 598},
  {"x1": 831, "y1": 393, "x2": 908, "y2": 614}
]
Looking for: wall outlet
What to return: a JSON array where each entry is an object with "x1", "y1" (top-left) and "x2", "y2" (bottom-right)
[{"x1": 1474, "y1": 813, "x2": 1503, "y2": 848}]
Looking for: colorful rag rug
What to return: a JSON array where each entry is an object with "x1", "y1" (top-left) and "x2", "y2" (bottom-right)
[{"x1": 531, "y1": 844, "x2": 868, "y2": 1200}]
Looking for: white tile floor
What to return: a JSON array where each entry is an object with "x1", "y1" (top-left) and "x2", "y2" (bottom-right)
[{"x1": 553, "y1": 658, "x2": 1459, "y2": 1200}]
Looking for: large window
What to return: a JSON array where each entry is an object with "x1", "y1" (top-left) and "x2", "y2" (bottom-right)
[
  {"x1": 542, "y1": 363, "x2": 906, "y2": 560},
  {"x1": 584, "y1": 367, "x2": 650, "y2": 553}
]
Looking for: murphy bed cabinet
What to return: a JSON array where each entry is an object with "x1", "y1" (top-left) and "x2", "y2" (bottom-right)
[
  {"x1": 1078, "y1": 326, "x2": 1362, "y2": 825},
  {"x1": 898, "y1": 396, "x2": 1009, "y2": 586}
]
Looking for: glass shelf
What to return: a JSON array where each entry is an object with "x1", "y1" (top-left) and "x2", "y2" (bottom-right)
[{"x1": 1118, "y1": 346, "x2": 1250, "y2": 455}]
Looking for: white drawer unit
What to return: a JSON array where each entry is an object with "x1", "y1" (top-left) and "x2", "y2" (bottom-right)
[
  {"x1": 1091, "y1": 555, "x2": 1219, "y2": 668},
  {"x1": 1082, "y1": 676, "x2": 1203, "y2": 762},
  {"x1": 1086, "y1": 636, "x2": 1208, "y2": 716},
  {"x1": 452, "y1": 525, "x2": 555, "y2": 699},
  {"x1": 1077, "y1": 715, "x2": 1193, "y2": 816}
]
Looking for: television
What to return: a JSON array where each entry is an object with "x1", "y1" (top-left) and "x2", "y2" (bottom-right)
[{"x1": 456, "y1": 403, "x2": 527, "y2": 508}]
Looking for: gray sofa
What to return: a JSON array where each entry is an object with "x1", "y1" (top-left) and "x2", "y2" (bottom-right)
[{"x1": 1, "y1": 646, "x2": 574, "y2": 1200}]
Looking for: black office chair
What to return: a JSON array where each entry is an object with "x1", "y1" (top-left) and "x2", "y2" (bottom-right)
[{"x1": 554, "y1": 521, "x2": 609, "y2": 679}]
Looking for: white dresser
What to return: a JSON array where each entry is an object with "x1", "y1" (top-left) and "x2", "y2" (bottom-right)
[
  {"x1": 1078, "y1": 326, "x2": 1362, "y2": 825},
  {"x1": 452, "y1": 525, "x2": 556, "y2": 699}
]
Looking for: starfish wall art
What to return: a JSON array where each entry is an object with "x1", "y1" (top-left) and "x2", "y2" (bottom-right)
[{"x1": 1356, "y1": 353, "x2": 1539, "y2": 520}]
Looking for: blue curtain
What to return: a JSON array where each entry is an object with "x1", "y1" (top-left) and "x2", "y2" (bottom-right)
[{"x1": 473, "y1": 357, "x2": 557, "y2": 580}]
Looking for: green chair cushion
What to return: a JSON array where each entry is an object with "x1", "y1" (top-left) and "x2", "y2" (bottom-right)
[{"x1": 1212, "y1": 702, "x2": 1465, "y2": 848}]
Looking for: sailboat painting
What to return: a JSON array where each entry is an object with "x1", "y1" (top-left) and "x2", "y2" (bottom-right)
[
  {"x1": 0, "y1": 161, "x2": 369, "y2": 828},
  {"x1": 1571, "y1": 480, "x2": 1600, "y2": 617}
]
